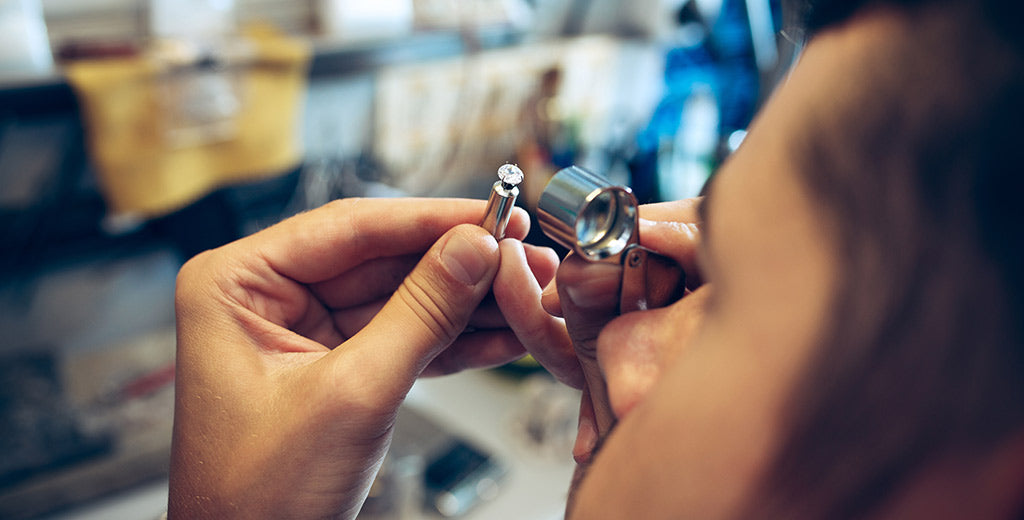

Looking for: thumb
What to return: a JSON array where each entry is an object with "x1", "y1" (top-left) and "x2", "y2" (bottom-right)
[{"x1": 338, "y1": 224, "x2": 500, "y2": 391}]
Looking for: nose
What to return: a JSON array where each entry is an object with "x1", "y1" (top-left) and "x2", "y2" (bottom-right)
[{"x1": 596, "y1": 286, "x2": 712, "y2": 419}]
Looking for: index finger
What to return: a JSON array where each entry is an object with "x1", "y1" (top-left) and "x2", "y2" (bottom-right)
[
  {"x1": 494, "y1": 240, "x2": 583, "y2": 388},
  {"x1": 637, "y1": 198, "x2": 702, "y2": 223},
  {"x1": 638, "y1": 198, "x2": 703, "y2": 284}
]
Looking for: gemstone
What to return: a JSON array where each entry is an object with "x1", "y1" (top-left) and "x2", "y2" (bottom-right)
[{"x1": 497, "y1": 163, "x2": 524, "y2": 185}]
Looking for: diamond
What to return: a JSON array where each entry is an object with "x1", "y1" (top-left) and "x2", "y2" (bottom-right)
[{"x1": 497, "y1": 163, "x2": 524, "y2": 186}]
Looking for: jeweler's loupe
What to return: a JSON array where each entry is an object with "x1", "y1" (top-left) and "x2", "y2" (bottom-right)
[
  {"x1": 538, "y1": 166, "x2": 686, "y2": 313},
  {"x1": 537, "y1": 166, "x2": 638, "y2": 262}
]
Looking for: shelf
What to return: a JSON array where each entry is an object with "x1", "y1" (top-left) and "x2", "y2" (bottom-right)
[{"x1": 0, "y1": 25, "x2": 525, "y2": 118}]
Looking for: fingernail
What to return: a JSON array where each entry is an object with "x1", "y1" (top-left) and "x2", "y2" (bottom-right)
[
  {"x1": 442, "y1": 232, "x2": 497, "y2": 285},
  {"x1": 564, "y1": 269, "x2": 620, "y2": 309},
  {"x1": 541, "y1": 279, "x2": 557, "y2": 299},
  {"x1": 573, "y1": 414, "x2": 598, "y2": 465}
]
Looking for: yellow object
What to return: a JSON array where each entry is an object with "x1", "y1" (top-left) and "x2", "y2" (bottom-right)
[{"x1": 65, "y1": 27, "x2": 310, "y2": 217}]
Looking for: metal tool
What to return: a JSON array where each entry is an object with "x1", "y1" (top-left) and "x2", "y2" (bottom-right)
[
  {"x1": 479, "y1": 163, "x2": 522, "y2": 239},
  {"x1": 538, "y1": 165, "x2": 686, "y2": 313}
]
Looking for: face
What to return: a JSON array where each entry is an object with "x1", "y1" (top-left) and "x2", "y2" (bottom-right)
[{"x1": 565, "y1": 13, "x2": 898, "y2": 519}]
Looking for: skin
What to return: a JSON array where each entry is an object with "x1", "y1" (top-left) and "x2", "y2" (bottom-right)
[
  {"x1": 511, "y1": 10, "x2": 857, "y2": 518},
  {"x1": 171, "y1": 25, "x2": 840, "y2": 517},
  {"x1": 172, "y1": 6, "x2": 1024, "y2": 519},
  {"x1": 170, "y1": 198, "x2": 560, "y2": 518},
  {"x1": 526, "y1": 7, "x2": 1024, "y2": 518}
]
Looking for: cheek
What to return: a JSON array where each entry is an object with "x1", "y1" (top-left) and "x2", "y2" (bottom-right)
[{"x1": 574, "y1": 324, "x2": 787, "y2": 519}]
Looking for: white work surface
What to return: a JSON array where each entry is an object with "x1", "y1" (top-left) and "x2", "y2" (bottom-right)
[
  {"x1": 45, "y1": 370, "x2": 576, "y2": 520},
  {"x1": 404, "y1": 371, "x2": 577, "y2": 520}
]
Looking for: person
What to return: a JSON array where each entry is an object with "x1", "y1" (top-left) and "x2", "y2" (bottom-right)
[{"x1": 169, "y1": 0, "x2": 1024, "y2": 517}]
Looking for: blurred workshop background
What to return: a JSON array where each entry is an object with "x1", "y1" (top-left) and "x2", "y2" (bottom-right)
[{"x1": 0, "y1": 0, "x2": 790, "y2": 518}]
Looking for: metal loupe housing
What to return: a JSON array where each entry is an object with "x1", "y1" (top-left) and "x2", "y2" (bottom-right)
[
  {"x1": 537, "y1": 166, "x2": 639, "y2": 262},
  {"x1": 538, "y1": 166, "x2": 686, "y2": 313}
]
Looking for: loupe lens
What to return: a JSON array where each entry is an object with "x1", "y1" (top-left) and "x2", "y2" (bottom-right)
[
  {"x1": 576, "y1": 188, "x2": 635, "y2": 259},
  {"x1": 537, "y1": 166, "x2": 639, "y2": 262}
]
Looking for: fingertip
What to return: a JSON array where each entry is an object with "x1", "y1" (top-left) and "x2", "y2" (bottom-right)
[
  {"x1": 498, "y1": 234, "x2": 525, "y2": 254},
  {"x1": 523, "y1": 243, "x2": 560, "y2": 264},
  {"x1": 637, "y1": 198, "x2": 702, "y2": 223},
  {"x1": 541, "y1": 278, "x2": 563, "y2": 317},
  {"x1": 523, "y1": 244, "x2": 559, "y2": 287},
  {"x1": 557, "y1": 259, "x2": 620, "y2": 311},
  {"x1": 637, "y1": 218, "x2": 701, "y2": 274},
  {"x1": 503, "y1": 207, "x2": 532, "y2": 240},
  {"x1": 496, "y1": 238, "x2": 527, "y2": 278},
  {"x1": 441, "y1": 225, "x2": 500, "y2": 286}
]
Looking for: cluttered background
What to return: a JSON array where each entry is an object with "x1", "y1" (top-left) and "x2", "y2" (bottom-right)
[{"x1": 0, "y1": 0, "x2": 790, "y2": 517}]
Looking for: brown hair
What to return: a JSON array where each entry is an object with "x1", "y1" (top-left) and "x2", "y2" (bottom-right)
[{"x1": 753, "y1": 1, "x2": 1024, "y2": 517}]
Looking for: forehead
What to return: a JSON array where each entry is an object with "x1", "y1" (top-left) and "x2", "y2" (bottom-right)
[{"x1": 706, "y1": 8, "x2": 903, "y2": 243}]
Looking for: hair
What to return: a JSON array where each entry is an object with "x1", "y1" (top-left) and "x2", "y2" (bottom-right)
[{"x1": 751, "y1": 0, "x2": 1024, "y2": 517}]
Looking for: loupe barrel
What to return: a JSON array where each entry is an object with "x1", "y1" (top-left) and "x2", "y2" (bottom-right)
[{"x1": 538, "y1": 166, "x2": 639, "y2": 262}]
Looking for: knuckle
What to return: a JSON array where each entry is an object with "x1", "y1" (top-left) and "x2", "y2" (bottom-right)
[
  {"x1": 396, "y1": 275, "x2": 462, "y2": 344},
  {"x1": 175, "y1": 250, "x2": 215, "y2": 305}
]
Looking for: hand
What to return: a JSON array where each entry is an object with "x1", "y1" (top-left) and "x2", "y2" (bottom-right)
[
  {"x1": 498, "y1": 198, "x2": 707, "y2": 463},
  {"x1": 169, "y1": 198, "x2": 549, "y2": 519}
]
